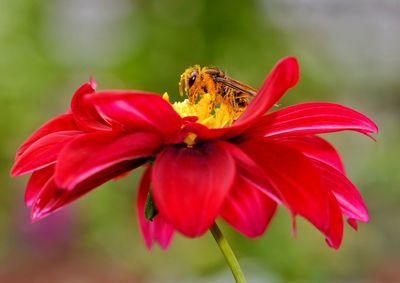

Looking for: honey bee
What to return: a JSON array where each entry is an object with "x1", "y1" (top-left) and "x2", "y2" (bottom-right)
[{"x1": 179, "y1": 65, "x2": 257, "y2": 119}]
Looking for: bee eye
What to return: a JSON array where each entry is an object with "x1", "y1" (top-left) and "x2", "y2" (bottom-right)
[{"x1": 188, "y1": 71, "x2": 197, "y2": 88}]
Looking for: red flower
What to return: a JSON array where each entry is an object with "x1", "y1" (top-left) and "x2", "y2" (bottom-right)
[
  {"x1": 10, "y1": 78, "x2": 114, "y2": 205},
  {"x1": 11, "y1": 57, "x2": 377, "y2": 250}
]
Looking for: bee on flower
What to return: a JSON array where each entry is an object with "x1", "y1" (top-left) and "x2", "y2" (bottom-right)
[{"x1": 11, "y1": 57, "x2": 377, "y2": 252}]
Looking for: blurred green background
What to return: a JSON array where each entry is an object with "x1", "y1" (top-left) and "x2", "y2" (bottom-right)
[{"x1": 0, "y1": 0, "x2": 398, "y2": 282}]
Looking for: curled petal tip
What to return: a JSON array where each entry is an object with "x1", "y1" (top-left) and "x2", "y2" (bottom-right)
[
  {"x1": 159, "y1": 243, "x2": 170, "y2": 251},
  {"x1": 9, "y1": 166, "x2": 20, "y2": 177},
  {"x1": 364, "y1": 133, "x2": 377, "y2": 142},
  {"x1": 10, "y1": 163, "x2": 31, "y2": 177},
  {"x1": 25, "y1": 201, "x2": 33, "y2": 208},
  {"x1": 30, "y1": 193, "x2": 53, "y2": 222},
  {"x1": 31, "y1": 205, "x2": 52, "y2": 222},
  {"x1": 89, "y1": 76, "x2": 97, "y2": 90},
  {"x1": 10, "y1": 161, "x2": 29, "y2": 177},
  {"x1": 347, "y1": 219, "x2": 359, "y2": 230},
  {"x1": 325, "y1": 238, "x2": 341, "y2": 250},
  {"x1": 363, "y1": 115, "x2": 378, "y2": 136},
  {"x1": 372, "y1": 123, "x2": 379, "y2": 134},
  {"x1": 358, "y1": 118, "x2": 378, "y2": 141},
  {"x1": 144, "y1": 241, "x2": 153, "y2": 251},
  {"x1": 30, "y1": 207, "x2": 42, "y2": 222},
  {"x1": 280, "y1": 56, "x2": 299, "y2": 89}
]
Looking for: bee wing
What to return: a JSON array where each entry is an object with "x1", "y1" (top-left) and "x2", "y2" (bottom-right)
[{"x1": 214, "y1": 77, "x2": 257, "y2": 97}]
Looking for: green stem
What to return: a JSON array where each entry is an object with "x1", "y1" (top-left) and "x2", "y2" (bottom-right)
[{"x1": 209, "y1": 222, "x2": 247, "y2": 283}]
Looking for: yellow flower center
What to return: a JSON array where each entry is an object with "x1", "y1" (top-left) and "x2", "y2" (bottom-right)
[{"x1": 163, "y1": 92, "x2": 246, "y2": 146}]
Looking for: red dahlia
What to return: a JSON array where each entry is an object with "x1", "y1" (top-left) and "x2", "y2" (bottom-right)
[{"x1": 11, "y1": 57, "x2": 377, "y2": 250}]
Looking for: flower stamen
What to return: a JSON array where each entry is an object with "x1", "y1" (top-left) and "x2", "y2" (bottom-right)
[{"x1": 163, "y1": 92, "x2": 244, "y2": 131}]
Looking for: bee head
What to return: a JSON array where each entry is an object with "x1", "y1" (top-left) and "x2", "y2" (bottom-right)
[{"x1": 179, "y1": 65, "x2": 201, "y2": 97}]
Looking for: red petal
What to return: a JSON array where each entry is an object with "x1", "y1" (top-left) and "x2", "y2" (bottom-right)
[
  {"x1": 276, "y1": 136, "x2": 369, "y2": 228},
  {"x1": 16, "y1": 113, "x2": 78, "y2": 158},
  {"x1": 190, "y1": 57, "x2": 299, "y2": 141},
  {"x1": 25, "y1": 165, "x2": 54, "y2": 207},
  {"x1": 219, "y1": 141, "x2": 281, "y2": 203},
  {"x1": 55, "y1": 131, "x2": 162, "y2": 190},
  {"x1": 11, "y1": 131, "x2": 82, "y2": 176},
  {"x1": 325, "y1": 191, "x2": 344, "y2": 249},
  {"x1": 220, "y1": 174, "x2": 277, "y2": 238},
  {"x1": 277, "y1": 135, "x2": 345, "y2": 173},
  {"x1": 70, "y1": 79, "x2": 111, "y2": 131},
  {"x1": 246, "y1": 102, "x2": 378, "y2": 138},
  {"x1": 312, "y1": 159, "x2": 369, "y2": 223},
  {"x1": 239, "y1": 139, "x2": 330, "y2": 237},
  {"x1": 237, "y1": 57, "x2": 299, "y2": 123},
  {"x1": 87, "y1": 91, "x2": 183, "y2": 137},
  {"x1": 151, "y1": 141, "x2": 235, "y2": 237},
  {"x1": 137, "y1": 166, "x2": 174, "y2": 250},
  {"x1": 347, "y1": 218, "x2": 358, "y2": 230},
  {"x1": 31, "y1": 177, "x2": 59, "y2": 220},
  {"x1": 32, "y1": 159, "x2": 144, "y2": 220}
]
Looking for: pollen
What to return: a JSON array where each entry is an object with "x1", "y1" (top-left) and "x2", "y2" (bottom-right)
[{"x1": 163, "y1": 92, "x2": 240, "y2": 129}]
